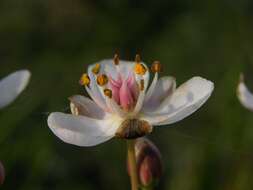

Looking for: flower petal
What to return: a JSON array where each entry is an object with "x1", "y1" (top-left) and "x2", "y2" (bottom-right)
[
  {"x1": 141, "y1": 77, "x2": 214, "y2": 126},
  {"x1": 84, "y1": 86, "x2": 108, "y2": 111},
  {"x1": 69, "y1": 95, "x2": 107, "y2": 119},
  {"x1": 48, "y1": 112, "x2": 123, "y2": 147},
  {"x1": 143, "y1": 76, "x2": 176, "y2": 111},
  {"x1": 0, "y1": 70, "x2": 31, "y2": 109},
  {"x1": 237, "y1": 74, "x2": 253, "y2": 111}
]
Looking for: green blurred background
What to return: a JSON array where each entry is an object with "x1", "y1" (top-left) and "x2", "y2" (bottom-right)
[{"x1": 1, "y1": 0, "x2": 253, "y2": 189}]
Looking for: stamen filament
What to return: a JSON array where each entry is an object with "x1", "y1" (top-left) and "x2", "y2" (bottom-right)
[
  {"x1": 132, "y1": 79, "x2": 146, "y2": 115},
  {"x1": 139, "y1": 79, "x2": 145, "y2": 91},
  {"x1": 105, "y1": 94, "x2": 126, "y2": 117},
  {"x1": 145, "y1": 72, "x2": 158, "y2": 101}
]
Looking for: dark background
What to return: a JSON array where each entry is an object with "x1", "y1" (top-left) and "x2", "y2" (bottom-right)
[{"x1": 1, "y1": 0, "x2": 253, "y2": 189}]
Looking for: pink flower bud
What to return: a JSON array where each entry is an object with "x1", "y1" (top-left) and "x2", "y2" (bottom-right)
[
  {"x1": 127, "y1": 138, "x2": 162, "y2": 188},
  {"x1": 0, "y1": 161, "x2": 5, "y2": 185}
]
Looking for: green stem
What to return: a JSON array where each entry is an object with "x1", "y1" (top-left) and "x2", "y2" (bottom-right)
[
  {"x1": 142, "y1": 186, "x2": 153, "y2": 190},
  {"x1": 127, "y1": 139, "x2": 139, "y2": 190}
]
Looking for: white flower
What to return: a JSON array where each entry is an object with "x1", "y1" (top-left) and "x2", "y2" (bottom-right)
[
  {"x1": 237, "y1": 73, "x2": 253, "y2": 111},
  {"x1": 47, "y1": 55, "x2": 214, "y2": 147},
  {"x1": 0, "y1": 70, "x2": 31, "y2": 109}
]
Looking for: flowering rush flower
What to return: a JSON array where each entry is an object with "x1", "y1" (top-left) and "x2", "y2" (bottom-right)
[
  {"x1": 237, "y1": 73, "x2": 253, "y2": 111},
  {"x1": 0, "y1": 70, "x2": 31, "y2": 109},
  {"x1": 48, "y1": 54, "x2": 214, "y2": 146}
]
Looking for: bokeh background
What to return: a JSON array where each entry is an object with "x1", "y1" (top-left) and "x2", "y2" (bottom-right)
[{"x1": 1, "y1": 0, "x2": 253, "y2": 189}]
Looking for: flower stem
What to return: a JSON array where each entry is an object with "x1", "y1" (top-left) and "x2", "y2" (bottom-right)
[
  {"x1": 127, "y1": 139, "x2": 139, "y2": 190},
  {"x1": 142, "y1": 186, "x2": 153, "y2": 190}
]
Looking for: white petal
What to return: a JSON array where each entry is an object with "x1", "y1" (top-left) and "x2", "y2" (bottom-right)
[
  {"x1": 141, "y1": 77, "x2": 214, "y2": 126},
  {"x1": 237, "y1": 74, "x2": 253, "y2": 111},
  {"x1": 84, "y1": 86, "x2": 108, "y2": 111},
  {"x1": 48, "y1": 112, "x2": 123, "y2": 147},
  {"x1": 69, "y1": 95, "x2": 107, "y2": 119},
  {"x1": 0, "y1": 70, "x2": 31, "y2": 109},
  {"x1": 143, "y1": 76, "x2": 176, "y2": 111}
]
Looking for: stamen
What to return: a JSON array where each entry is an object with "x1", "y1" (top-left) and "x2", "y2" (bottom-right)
[
  {"x1": 140, "y1": 79, "x2": 145, "y2": 91},
  {"x1": 113, "y1": 54, "x2": 120, "y2": 65},
  {"x1": 135, "y1": 54, "x2": 141, "y2": 63},
  {"x1": 145, "y1": 72, "x2": 158, "y2": 101},
  {"x1": 133, "y1": 80, "x2": 146, "y2": 115},
  {"x1": 92, "y1": 63, "x2": 100, "y2": 75},
  {"x1": 151, "y1": 61, "x2": 162, "y2": 73},
  {"x1": 97, "y1": 74, "x2": 108, "y2": 86},
  {"x1": 104, "y1": 89, "x2": 112, "y2": 98},
  {"x1": 135, "y1": 63, "x2": 147, "y2": 75},
  {"x1": 79, "y1": 73, "x2": 90, "y2": 86}
]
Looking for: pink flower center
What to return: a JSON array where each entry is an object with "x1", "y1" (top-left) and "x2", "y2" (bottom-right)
[{"x1": 109, "y1": 74, "x2": 139, "y2": 111}]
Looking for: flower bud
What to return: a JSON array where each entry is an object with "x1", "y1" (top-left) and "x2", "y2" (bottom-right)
[
  {"x1": 0, "y1": 161, "x2": 5, "y2": 185},
  {"x1": 127, "y1": 138, "x2": 162, "y2": 188}
]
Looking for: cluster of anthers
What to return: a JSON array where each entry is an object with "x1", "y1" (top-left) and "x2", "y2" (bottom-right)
[
  {"x1": 79, "y1": 54, "x2": 161, "y2": 112},
  {"x1": 78, "y1": 54, "x2": 162, "y2": 138},
  {"x1": 48, "y1": 54, "x2": 213, "y2": 146}
]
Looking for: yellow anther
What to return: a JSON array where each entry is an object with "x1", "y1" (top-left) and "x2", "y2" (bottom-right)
[
  {"x1": 79, "y1": 73, "x2": 90, "y2": 86},
  {"x1": 92, "y1": 63, "x2": 100, "y2": 75},
  {"x1": 139, "y1": 79, "x2": 145, "y2": 91},
  {"x1": 135, "y1": 63, "x2": 147, "y2": 75},
  {"x1": 135, "y1": 54, "x2": 141, "y2": 63},
  {"x1": 151, "y1": 61, "x2": 162, "y2": 73},
  {"x1": 113, "y1": 54, "x2": 120, "y2": 65},
  {"x1": 97, "y1": 74, "x2": 108, "y2": 86},
  {"x1": 104, "y1": 89, "x2": 112, "y2": 98}
]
